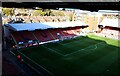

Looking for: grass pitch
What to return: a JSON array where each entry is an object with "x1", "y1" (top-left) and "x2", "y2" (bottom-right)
[{"x1": 14, "y1": 34, "x2": 120, "y2": 76}]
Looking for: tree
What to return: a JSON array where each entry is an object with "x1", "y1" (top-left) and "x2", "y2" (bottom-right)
[
  {"x1": 32, "y1": 9, "x2": 47, "y2": 16},
  {"x1": 16, "y1": 8, "x2": 29, "y2": 16},
  {"x1": 68, "y1": 13, "x2": 74, "y2": 21},
  {"x1": 2, "y1": 8, "x2": 14, "y2": 16},
  {"x1": 50, "y1": 11, "x2": 65, "y2": 16},
  {"x1": 32, "y1": 10, "x2": 42, "y2": 16},
  {"x1": 43, "y1": 9, "x2": 52, "y2": 16}
]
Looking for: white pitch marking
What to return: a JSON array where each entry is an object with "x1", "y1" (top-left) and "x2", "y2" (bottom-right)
[
  {"x1": 62, "y1": 39, "x2": 85, "y2": 45},
  {"x1": 41, "y1": 45, "x2": 65, "y2": 56},
  {"x1": 64, "y1": 42, "x2": 104, "y2": 56},
  {"x1": 10, "y1": 51, "x2": 16, "y2": 56},
  {"x1": 92, "y1": 45, "x2": 97, "y2": 50},
  {"x1": 17, "y1": 50, "x2": 55, "y2": 76}
]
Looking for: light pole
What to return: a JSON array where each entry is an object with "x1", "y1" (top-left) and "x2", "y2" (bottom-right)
[
  {"x1": 13, "y1": 8, "x2": 16, "y2": 20},
  {"x1": 93, "y1": 13, "x2": 95, "y2": 32},
  {"x1": 72, "y1": 10, "x2": 75, "y2": 21},
  {"x1": 88, "y1": 12, "x2": 102, "y2": 32},
  {"x1": 88, "y1": 12, "x2": 95, "y2": 32},
  {"x1": 96, "y1": 13, "x2": 102, "y2": 31}
]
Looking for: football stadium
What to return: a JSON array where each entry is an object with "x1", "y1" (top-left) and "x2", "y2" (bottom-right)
[{"x1": 2, "y1": 2, "x2": 120, "y2": 76}]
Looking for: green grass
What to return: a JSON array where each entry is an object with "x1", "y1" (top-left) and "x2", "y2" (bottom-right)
[{"x1": 15, "y1": 34, "x2": 120, "y2": 76}]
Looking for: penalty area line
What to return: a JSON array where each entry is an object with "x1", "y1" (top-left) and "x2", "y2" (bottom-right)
[{"x1": 64, "y1": 42, "x2": 104, "y2": 56}]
